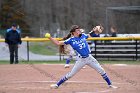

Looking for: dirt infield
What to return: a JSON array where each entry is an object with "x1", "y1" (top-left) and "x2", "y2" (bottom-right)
[{"x1": 0, "y1": 64, "x2": 139, "y2": 93}]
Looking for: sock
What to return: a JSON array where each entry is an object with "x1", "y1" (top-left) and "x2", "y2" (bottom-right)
[
  {"x1": 102, "y1": 73, "x2": 112, "y2": 85},
  {"x1": 66, "y1": 56, "x2": 72, "y2": 64},
  {"x1": 66, "y1": 59, "x2": 70, "y2": 64},
  {"x1": 57, "y1": 76, "x2": 68, "y2": 86}
]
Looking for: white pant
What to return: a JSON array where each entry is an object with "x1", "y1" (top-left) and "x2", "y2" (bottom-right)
[{"x1": 66, "y1": 54, "x2": 105, "y2": 79}]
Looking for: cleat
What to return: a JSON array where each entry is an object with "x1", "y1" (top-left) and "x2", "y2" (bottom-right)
[
  {"x1": 50, "y1": 84, "x2": 58, "y2": 89},
  {"x1": 64, "y1": 64, "x2": 70, "y2": 68},
  {"x1": 109, "y1": 85, "x2": 118, "y2": 89},
  {"x1": 82, "y1": 66, "x2": 86, "y2": 69}
]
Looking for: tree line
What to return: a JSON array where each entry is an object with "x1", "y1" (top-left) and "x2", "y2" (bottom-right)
[{"x1": 0, "y1": 0, "x2": 140, "y2": 37}]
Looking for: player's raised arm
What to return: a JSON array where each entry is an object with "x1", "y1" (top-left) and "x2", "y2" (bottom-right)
[
  {"x1": 88, "y1": 25, "x2": 104, "y2": 37},
  {"x1": 45, "y1": 33, "x2": 64, "y2": 45}
]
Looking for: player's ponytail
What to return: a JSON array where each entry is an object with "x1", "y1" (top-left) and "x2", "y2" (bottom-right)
[
  {"x1": 59, "y1": 45, "x2": 65, "y2": 54},
  {"x1": 59, "y1": 33, "x2": 72, "y2": 54},
  {"x1": 63, "y1": 33, "x2": 71, "y2": 40}
]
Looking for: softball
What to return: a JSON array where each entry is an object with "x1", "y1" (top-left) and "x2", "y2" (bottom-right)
[{"x1": 45, "y1": 33, "x2": 51, "y2": 38}]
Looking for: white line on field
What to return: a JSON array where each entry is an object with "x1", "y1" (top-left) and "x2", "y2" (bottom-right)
[
  {"x1": 2, "y1": 80, "x2": 127, "y2": 85},
  {"x1": 42, "y1": 64, "x2": 65, "y2": 65},
  {"x1": 76, "y1": 89, "x2": 112, "y2": 93},
  {"x1": 0, "y1": 80, "x2": 119, "y2": 93},
  {"x1": 41, "y1": 63, "x2": 128, "y2": 67},
  {"x1": 113, "y1": 64, "x2": 128, "y2": 66}
]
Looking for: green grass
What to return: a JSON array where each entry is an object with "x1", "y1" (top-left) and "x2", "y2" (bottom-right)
[
  {"x1": 0, "y1": 61, "x2": 9, "y2": 64},
  {"x1": 0, "y1": 60, "x2": 140, "y2": 65},
  {"x1": 0, "y1": 60, "x2": 68, "y2": 64},
  {"x1": 29, "y1": 41, "x2": 59, "y2": 55}
]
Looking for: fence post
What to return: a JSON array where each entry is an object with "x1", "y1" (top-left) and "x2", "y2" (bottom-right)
[
  {"x1": 27, "y1": 41, "x2": 29, "y2": 61},
  {"x1": 135, "y1": 40, "x2": 138, "y2": 60},
  {"x1": 94, "y1": 41, "x2": 97, "y2": 58},
  {"x1": 59, "y1": 52, "x2": 61, "y2": 61}
]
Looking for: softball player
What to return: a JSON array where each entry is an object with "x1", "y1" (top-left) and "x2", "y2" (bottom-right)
[{"x1": 48, "y1": 25, "x2": 117, "y2": 89}]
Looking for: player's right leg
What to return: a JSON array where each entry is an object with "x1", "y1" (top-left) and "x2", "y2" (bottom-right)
[{"x1": 50, "y1": 59, "x2": 85, "y2": 89}]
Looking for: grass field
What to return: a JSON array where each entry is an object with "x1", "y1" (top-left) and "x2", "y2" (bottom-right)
[
  {"x1": 29, "y1": 42, "x2": 59, "y2": 55},
  {"x1": 0, "y1": 60, "x2": 140, "y2": 65}
]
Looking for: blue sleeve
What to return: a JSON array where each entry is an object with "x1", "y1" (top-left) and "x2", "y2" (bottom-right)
[
  {"x1": 64, "y1": 38, "x2": 71, "y2": 45},
  {"x1": 83, "y1": 33, "x2": 88, "y2": 39},
  {"x1": 90, "y1": 33, "x2": 100, "y2": 37}
]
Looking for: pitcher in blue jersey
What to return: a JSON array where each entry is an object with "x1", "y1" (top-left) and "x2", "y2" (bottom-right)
[{"x1": 47, "y1": 25, "x2": 117, "y2": 89}]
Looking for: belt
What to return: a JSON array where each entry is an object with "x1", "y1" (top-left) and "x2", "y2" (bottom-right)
[{"x1": 79, "y1": 55, "x2": 89, "y2": 58}]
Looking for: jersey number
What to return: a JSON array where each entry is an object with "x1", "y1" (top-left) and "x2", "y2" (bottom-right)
[{"x1": 79, "y1": 43, "x2": 86, "y2": 49}]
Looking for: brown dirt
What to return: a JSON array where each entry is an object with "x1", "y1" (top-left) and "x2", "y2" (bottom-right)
[{"x1": 0, "y1": 64, "x2": 139, "y2": 93}]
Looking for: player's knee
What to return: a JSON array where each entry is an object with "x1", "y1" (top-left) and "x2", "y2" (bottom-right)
[
  {"x1": 66, "y1": 76, "x2": 71, "y2": 79},
  {"x1": 66, "y1": 72, "x2": 74, "y2": 79},
  {"x1": 66, "y1": 75, "x2": 72, "y2": 79},
  {"x1": 100, "y1": 71, "x2": 106, "y2": 76}
]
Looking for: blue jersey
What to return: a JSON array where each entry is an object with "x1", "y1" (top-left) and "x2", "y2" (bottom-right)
[{"x1": 64, "y1": 33, "x2": 91, "y2": 57}]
